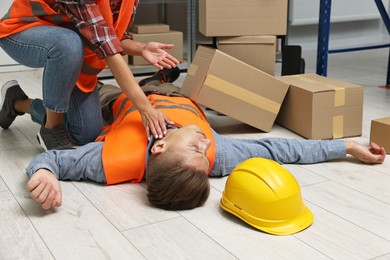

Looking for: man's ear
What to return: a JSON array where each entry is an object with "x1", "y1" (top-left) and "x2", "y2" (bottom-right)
[{"x1": 151, "y1": 140, "x2": 167, "y2": 155}]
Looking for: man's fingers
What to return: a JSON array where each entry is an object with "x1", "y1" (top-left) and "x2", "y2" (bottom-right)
[
  {"x1": 36, "y1": 184, "x2": 52, "y2": 204},
  {"x1": 370, "y1": 142, "x2": 381, "y2": 153},
  {"x1": 53, "y1": 190, "x2": 63, "y2": 207},
  {"x1": 29, "y1": 181, "x2": 47, "y2": 200},
  {"x1": 41, "y1": 190, "x2": 56, "y2": 210},
  {"x1": 27, "y1": 178, "x2": 42, "y2": 193}
]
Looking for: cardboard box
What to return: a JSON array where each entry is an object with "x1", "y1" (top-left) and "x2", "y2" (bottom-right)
[
  {"x1": 370, "y1": 117, "x2": 390, "y2": 154},
  {"x1": 130, "y1": 24, "x2": 170, "y2": 34},
  {"x1": 217, "y1": 36, "x2": 276, "y2": 75},
  {"x1": 129, "y1": 31, "x2": 183, "y2": 65},
  {"x1": 199, "y1": 0, "x2": 288, "y2": 37},
  {"x1": 276, "y1": 74, "x2": 364, "y2": 140},
  {"x1": 180, "y1": 46, "x2": 289, "y2": 132}
]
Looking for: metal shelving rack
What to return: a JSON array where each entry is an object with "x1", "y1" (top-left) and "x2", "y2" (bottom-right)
[
  {"x1": 99, "y1": 0, "x2": 196, "y2": 78},
  {"x1": 316, "y1": 0, "x2": 390, "y2": 86}
]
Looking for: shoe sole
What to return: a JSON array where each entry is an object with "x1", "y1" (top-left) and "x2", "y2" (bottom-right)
[
  {"x1": 37, "y1": 131, "x2": 49, "y2": 151},
  {"x1": 0, "y1": 80, "x2": 19, "y2": 129}
]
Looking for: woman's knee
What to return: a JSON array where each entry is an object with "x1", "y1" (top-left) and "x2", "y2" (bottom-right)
[{"x1": 52, "y1": 32, "x2": 84, "y2": 63}]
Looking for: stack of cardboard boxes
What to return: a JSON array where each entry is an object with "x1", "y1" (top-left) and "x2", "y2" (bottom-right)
[
  {"x1": 179, "y1": 0, "x2": 290, "y2": 132},
  {"x1": 199, "y1": 0, "x2": 288, "y2": 76},
  {"x1": 128, "y1": 23, "x2": 183, "y2": 65},
  {"x1": 178, "y1": 0, "x2": 367, "y2": 141}
]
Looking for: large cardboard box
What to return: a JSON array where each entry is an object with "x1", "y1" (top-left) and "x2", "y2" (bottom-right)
[
  {"x1": 130, "y1": 23, "x2": 170, "y2": 34},
  {"x1": 129, "y1": 31, "x2": 183, "y2": 65},
  {"x1": 277, "y1": 74, "x2": 364, "y2": 140},
  {"x1": 180, "y1": 46, "x2": 289, "y2": 132},
  {"x1": 217, "y1": 36, "x2": 276, "y2": 75},
  {"x1": 370, "y1": 117, "x2": 390, "y2": 154},
  {"x1": 199, "y1": 0, "x2": 288, "y2": 37}
]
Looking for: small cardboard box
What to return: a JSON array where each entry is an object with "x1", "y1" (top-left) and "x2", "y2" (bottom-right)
[
  {"x1": 130, "y1": 23, "x2": 170, "y2": 34},
  {"x1": 217, "y1": 36, "x2": 276, "y2": 75},
  {"x1": 199, "y1": 0, "x2": 288, "y2": 37},
  {"x1": 370, "y1": 117, "x2": 390, "y2": 154},
  {"x1": 180, "y1": 46, "x2": 289, "y2": 132},
  {"x1": 129, "y1": 31, "x2": 183, "y2": 65},
  {"x1": 276, "y1": 74, "x2": 364, "y2": 140}
]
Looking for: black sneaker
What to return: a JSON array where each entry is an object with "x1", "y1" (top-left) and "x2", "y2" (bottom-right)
[
  {"x1": 0, "y1": 80, "x2": 28, "y2": 129},
  {"x1": 139, "y1": 67, "x2": 180, "y2": 86},
  {"x1": 37, "y1": 125, "x2": 74, "y2": 150}
]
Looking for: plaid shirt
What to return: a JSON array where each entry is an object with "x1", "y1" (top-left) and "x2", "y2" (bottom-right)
[{"x1": 47, "y1": 0, "x2": 139, "y2": 59}]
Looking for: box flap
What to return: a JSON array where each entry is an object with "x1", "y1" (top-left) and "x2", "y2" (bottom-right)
[
  {"x1": 180, "y1": 46, "x2": 216, "y2": 99},
  {"x1": 373, "y1": 116, "x2": 390, "y2": 124},
  {"x1": 279, "y1": 74, "x2": 332, "y2": 93}
]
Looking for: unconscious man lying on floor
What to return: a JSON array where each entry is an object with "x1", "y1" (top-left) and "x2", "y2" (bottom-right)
[{"x1": 26, "y1": 82, "x2": 386, "y2": 210}]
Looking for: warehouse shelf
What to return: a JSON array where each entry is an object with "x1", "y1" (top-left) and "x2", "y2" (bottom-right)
[{"x1": 99, "y1": 0, "x2": 196, "y2": 78}]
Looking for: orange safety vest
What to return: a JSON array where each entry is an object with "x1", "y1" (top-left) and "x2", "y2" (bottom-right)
[
  {"x1": 95, "y1": 94, "x2": 216, "y2": 185},
  {"x1": 0, "y1": 0, "x2": 134, "y2": 92}
]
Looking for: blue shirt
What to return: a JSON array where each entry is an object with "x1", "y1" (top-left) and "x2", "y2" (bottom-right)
[{"x1": 26, "y1": 130, "x2": 346, "y2": 183}]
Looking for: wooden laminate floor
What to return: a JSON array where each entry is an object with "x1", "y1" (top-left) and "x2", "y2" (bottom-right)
[{"x1": 0, "y1": 49, "x2": 389, "y2": 260}]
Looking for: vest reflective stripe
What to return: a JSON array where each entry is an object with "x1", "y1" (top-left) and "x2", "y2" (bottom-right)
[
  {"x1": 0, "y1": 0, "x2": 134, "y2": 92},
  {"x1": 97, "y1": 94, "x2": 216, "y2": 185}
]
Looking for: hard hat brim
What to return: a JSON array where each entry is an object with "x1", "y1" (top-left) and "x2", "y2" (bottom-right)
[{"x1": 220, "y1": 196, "x2": 314, "y2": 236}]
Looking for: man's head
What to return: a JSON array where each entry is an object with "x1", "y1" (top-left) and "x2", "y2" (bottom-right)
[{"x1": 146, "y1": 124, "x2": 212, "y2": 210}]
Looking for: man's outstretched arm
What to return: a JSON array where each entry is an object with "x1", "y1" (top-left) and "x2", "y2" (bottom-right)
[
  {"x1": 211, "y1": 131, "x2": 386, "y2": 177},
  {"x1": 26, "y1": 142, "x2": 106, "y2": 210}
]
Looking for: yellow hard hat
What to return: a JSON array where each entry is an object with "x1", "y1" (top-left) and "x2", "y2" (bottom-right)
[{"x1": 220, "y1": 158, "x2": 314, "y2": 236}]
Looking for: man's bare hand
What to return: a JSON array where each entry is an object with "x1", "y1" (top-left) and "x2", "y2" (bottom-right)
[
  {"x1": 346, "y1": 140, "x2": 386, "y2": 164},
  {"x1": 27, "y1": 169, "x2": 62, "y2": 210}
]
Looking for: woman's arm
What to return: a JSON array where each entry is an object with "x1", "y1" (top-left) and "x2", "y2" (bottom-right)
[
  {"x1": 121, "y1": 39, "x2": 179, "y2": 70},
  {"x1": 105, "y1": 54, "x2": 173, "y2": 138}
]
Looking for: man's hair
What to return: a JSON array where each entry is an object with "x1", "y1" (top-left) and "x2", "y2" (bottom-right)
[{"x1": 146, "y1": 148, "x2": 210, "y2": 210}]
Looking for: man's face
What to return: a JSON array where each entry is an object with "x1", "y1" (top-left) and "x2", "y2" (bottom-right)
[{"x1": 161, "y1": 124, "x2": 211, "y2": 172}]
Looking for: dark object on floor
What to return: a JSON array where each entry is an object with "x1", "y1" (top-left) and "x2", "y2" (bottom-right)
[
  {"x1": 281, "y1": 45, "x2": 305, "y2": 76},
  {"x1": 139, "y1": 67, "x2": 181, "y2": 87}
]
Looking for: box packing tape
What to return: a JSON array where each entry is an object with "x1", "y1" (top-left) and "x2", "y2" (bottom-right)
[
  {"x1": 292, "y1": 75, "x2": 346, "y2": 107},
  {"x1": 204, "y1": 74, "x2": 280, "y2": 114},
  {"x1": 333, "y1": 88, "x2": 345, "y2": 107},
  {"x1": 333, "y1": 115, "x2": 344, "y2": 139}
]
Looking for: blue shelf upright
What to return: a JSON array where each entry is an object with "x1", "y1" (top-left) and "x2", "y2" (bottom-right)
[{"x1": 316, "y1": 0, "x2": 390, "y2": 86}]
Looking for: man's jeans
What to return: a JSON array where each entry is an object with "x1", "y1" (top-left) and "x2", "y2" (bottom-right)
[{"x1": 0, "y1": 26, "x2": 103, "y2": 144}]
